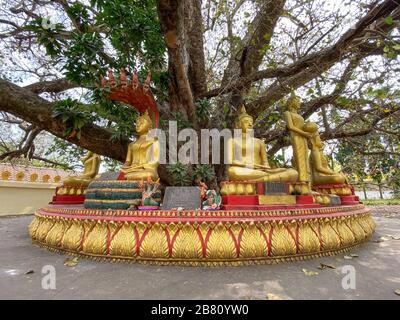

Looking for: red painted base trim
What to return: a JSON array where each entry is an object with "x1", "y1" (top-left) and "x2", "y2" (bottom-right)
[
  {"x1": 222, "y1": 203, "x2": 320, "y2": 211},
  {"x1": 52, "y1": 195, "x2": 85, "y2": 205},
  {"x1": 296, "y1": 195, "x2": 315, "y2": 204},
  {"x1": 340, "y1": 195, "x2": 360, "y2": 205},
  {"x1": 222, "y1": 195, "x2": 258, "y2": 205},
  {"x1": 222, "y1": 194, "x2": 317, "y2": 208}
]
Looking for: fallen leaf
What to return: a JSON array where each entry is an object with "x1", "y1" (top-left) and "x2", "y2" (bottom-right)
[
  {"x1": 395, "y1": 289, "x2": 400, "y2": 296},
  {"x1": 266, "y1": 293, "x2": 287, "y2": 300},
  {"x1": 64, "y1": 257, "x2": 79, "y2": 267},
  {"x1": 302, "y1": 268, "x2": 318, "y2": 276},
  {"x1": 318, "y1": 263, "x2": 336, "y2": 270},
  {"x1": 24, "y1": 270, "x2": 34, "y2": 275}
]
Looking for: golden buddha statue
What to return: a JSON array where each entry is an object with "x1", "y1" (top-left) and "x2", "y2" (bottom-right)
[
  {"x1": 284, "y1": 93, "x2": 312, "y2": 183},
  {"x1": 63, "y1": 151, "x2": 100, "y2": 187},
  {"x1": 227, "y1": 106, "x2": 298, "y2": 182},
  {"x1": 303, "y1": 122, "x2": 347, "y2": 185},
  {"x1": 121, "y1": 110, "x2": 159, "y2": 180}
]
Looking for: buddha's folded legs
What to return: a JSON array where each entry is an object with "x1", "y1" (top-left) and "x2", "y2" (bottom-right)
[
  {"x1": 262, "y1": 168, "x2": 299, "y2": 182},
  {"x1": 124, "y1": 169, "x2": 158, "y2": 181},
  {"x1": 313, "y1": 173, "x2": 346, "y2": 185},
  {"x1": 228, "y1": 166, "x2": 299, "y2": 182},
  {"x1": 63, "y1": 176, "x2": 92, "y2": 187}
]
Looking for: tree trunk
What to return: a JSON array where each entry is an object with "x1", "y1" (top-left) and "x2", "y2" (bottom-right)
[{"x1": 157, "y1": 0, "x2": 206, "y2": 128}]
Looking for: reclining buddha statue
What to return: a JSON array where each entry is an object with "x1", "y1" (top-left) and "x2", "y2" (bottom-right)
[
  {"x1": 121, "y1": 110, "x2": 160, "y2": 181},
  {"x1": 226, "y1": 106, "x2": 298, "y2": 183}
]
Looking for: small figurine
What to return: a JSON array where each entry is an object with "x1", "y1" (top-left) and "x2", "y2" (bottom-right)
[
  {"x1": 202, "y1": 189, "x2": 222, "y2": 210},
  {"x1": 138, "y1": 176, "x2": 161, "y2": 209},
  {"x1": 198, "y1": 181, "x2": 221, "y2": 210}
]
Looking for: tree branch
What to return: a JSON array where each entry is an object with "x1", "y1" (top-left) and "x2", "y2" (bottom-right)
[
  {"x1": 0, "y1": 78, "x2": 128, "y2": 162},
  {"x1": 24, "y1": 78, "x2": 81, "y2": 94},
  {"x1": 200, "y1": 0, "x2": 400, "y2": 99}
]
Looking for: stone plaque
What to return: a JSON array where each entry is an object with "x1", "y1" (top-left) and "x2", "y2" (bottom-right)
[
  {"x1": 330, "y1": 195, "x2": 341, "y2": 206},
  {"x1": 264, "y1": 182, "x2": 288, "y2": 194},
  {"x1": 96, "y1": 171, "x2": 121, "y2": 181},
  {"x1": 162, "y1": 187, "x2": 201, "y2": 210}
]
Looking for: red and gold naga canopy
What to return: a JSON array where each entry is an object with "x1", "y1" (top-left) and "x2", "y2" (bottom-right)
[{"x1": 101, "y1": 69, "x2": 159, "y2": 128}]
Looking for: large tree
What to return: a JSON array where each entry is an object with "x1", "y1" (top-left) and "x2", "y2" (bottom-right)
[{"x1": 0, "y1": 0, "x2": 399, "y2": 185}]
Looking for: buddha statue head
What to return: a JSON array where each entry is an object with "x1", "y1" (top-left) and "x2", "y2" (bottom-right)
[
  {"x1": 235, "y1": 105, "x2": 254, "y2": 133},
  {"x1": 303, "y1": 122, "x2": 324, "y2": 149},
  {"x1": 286, "y1": 93, "x2": 301, "y2": 113},
  {"x1": 135, "y1": 110, "x2": 153, "y2": 135}
]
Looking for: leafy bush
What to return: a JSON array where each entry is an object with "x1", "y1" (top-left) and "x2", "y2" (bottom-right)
[
  {"x1": 166, "y1": 162, "x2": 191, "y2": 186},
  {"x1": 193, "y1": 164, "x2": 216, "y2": 183}
]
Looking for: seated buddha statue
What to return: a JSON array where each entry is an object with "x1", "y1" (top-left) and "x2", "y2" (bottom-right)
[
  {"x1": 227, "y1": 106, "x2": 298, "y2": 182},
  {"x1": 303, "y1": 122, "x2": 347, "y2": 185},
  {"x1": 63, "y1": 151, "x2": 100, "y2": 186},
  {"x1": 121, "y1": 110, "x2": 159, "y2": 180}
]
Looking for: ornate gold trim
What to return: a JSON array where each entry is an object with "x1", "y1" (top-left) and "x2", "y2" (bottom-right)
[
  {"x1": 29, "y1": 208, "x2": 375, "y2": 267},
  {"x1": 42, "y1": 204, "x2": 368, "y2": 218}
]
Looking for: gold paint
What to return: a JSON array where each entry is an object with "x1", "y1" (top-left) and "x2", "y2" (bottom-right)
[
  {"x1": 335, "y1": 219, "x2": 355, "y2": 247},
  {"x1": 36, "y1": 218, "x2": 55, "y2": 243},
  {"x1": 28, "y1": 217, "x2": 41, "y2": 240},
  {"x1": 298, "y1": 222, "x2": 320, "y2": 254},
  {"x1": 1, "y1": 170, "x2": 11, "y2": 180},
  {"x1": 109, "y1": 222, "x2": 136, "y2": 257},
  {"x1": 82, "y1": 221, "x2": 108, "y2": 255},
  {"x1": 304, "y1": 123, "x2": 348, "y2": 186},
  {"x1": 240, "y1": 224, "x2": 268, "y2": 258},
  {"x1": 259, "y1": 195, "x2": 296, "y2": 205},
  {"x1": 225, "y1": 106, "x2": 298, "y2": 186},
  {"x1": 172, "y1": 224, "x2": 203, "y2": 259},
  {"x1": 348, "y1": 219, "x2": 366, "y2": 242},
  {"x1": 61, "y1": 221, "x2": 84, "y2": 251},
  {"x1": 64, "y1": 151, "x2": 100, "y2": 187},
  {"x1": 121, "y1": 111, "x2": 159, "y2": 181},
  {"x1": 15, "y1": 172, "x2": 25, "y2": 181},
  {"x1": 139, "y1": 223, "x2": 169, "y2": 258},
  {"x1": 29, "y1": 208, "x2": 375, "y2": 266},
  {"x1": 271, "y1": 224, "x2": 297, "y2": 256},
  {"x1": 45, "y1": 219, "x2": 66, "y2": 247},
  {"x1": 206, "y1": 223, "x2": 237, "y2": 259},
  {"x1": 319, "y1": 221, "x2": 341, "y2": 251}
]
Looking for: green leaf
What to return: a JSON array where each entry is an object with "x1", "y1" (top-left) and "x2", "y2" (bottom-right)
[{"x1": 384, "y1": 16, "x2": 393, "y2": 25}]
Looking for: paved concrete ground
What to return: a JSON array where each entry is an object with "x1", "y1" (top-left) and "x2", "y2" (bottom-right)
[{"x1": 0, "y1": 208, "x2": 399, "y2": 300}]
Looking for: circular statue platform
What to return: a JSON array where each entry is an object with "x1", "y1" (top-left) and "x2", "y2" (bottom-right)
[{"x1": 29, "y1": 204, "x2": 375, "y2": 266}]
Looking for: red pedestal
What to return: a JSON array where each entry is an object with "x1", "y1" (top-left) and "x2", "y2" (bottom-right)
[
  {"x1": 221, "y1": 194, "x2": 320, "y2": 210},
  {"x1": 340, "y1": 195, "x2": 360, "y2": 205},
  {"x1": 222, "y1": 195, "x2": 258, "y2": 205},
  {"x1": 51, "y1": 195, "x2": 85, "y2": 205},
  {"x1": 296, "y1": 195, "x2": 315, "y2": 204}
]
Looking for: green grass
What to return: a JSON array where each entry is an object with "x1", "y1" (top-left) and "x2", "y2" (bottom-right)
[{"x1": 362, "y1": 198, "x2": 400, "y2": 206}]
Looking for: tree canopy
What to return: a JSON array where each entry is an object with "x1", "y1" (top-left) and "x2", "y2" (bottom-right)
[{"x1": 0, "y1": 0, "x2": 399, "y2": 187}]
